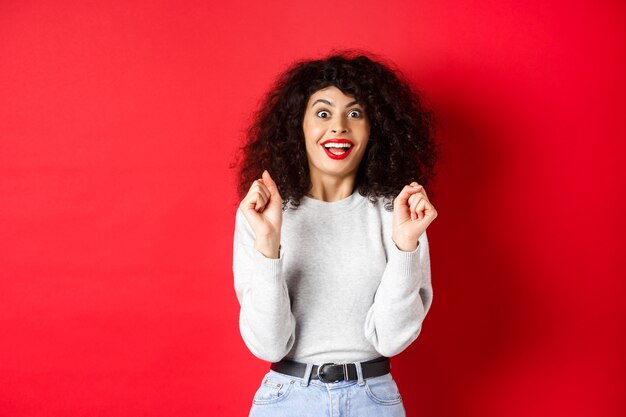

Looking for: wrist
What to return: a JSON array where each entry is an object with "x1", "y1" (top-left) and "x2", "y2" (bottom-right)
[
  {"x1": 392, "y1": 236, "x2": 419, "y2": 252},
  {"x1": 254, "y1": 236, "x2": 281, "y2": 259}
]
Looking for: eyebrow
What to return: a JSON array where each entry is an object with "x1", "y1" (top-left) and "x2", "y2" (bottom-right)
[{"x1": 311, "y1": 99, "x2": 360, "y2": 108}]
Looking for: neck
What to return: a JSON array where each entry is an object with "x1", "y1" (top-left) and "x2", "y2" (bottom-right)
[{"x1": 306, "y1": 172, "x2": 356, "y2": 202}]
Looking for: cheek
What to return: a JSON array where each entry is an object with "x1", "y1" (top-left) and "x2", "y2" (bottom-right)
[
  {"x1": 358, "y1": 128, "x2": 370, "y2": 148},
  {"x1": 303, "y1": 125, "x2": 324, "y2": 144}
]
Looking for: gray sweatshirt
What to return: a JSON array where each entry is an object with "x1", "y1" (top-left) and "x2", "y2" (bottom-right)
[{"x1": 233, "y1": 189, "x2": 433, "y2": 364}]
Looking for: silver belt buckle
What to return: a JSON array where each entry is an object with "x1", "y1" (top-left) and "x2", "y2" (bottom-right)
[{"x1": 317, "y1": 362, "x2": 350, "y2": 383}]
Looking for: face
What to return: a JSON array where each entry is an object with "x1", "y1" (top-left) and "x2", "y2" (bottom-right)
[{"x1": 302, "y1": 86, "x2": 370, "y2": 183}]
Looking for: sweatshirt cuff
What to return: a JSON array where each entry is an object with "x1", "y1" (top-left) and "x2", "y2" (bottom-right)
[
  {"x1": 250, "y1": 246, "x2": 284, "y2": 285},
  {"x1": 386, "y1": 240, "x2": 422, "y2": 287}
]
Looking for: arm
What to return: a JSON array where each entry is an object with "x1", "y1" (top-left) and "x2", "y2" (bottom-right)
[
  {"x1": 364, "y1": 230, "x2": 433, "y2": 357},
  {"x1": 233, "y1": 208, "x2": 296, "y2": 363}
]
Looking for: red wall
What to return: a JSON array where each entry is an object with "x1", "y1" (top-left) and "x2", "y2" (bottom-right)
[{"x1": 1, "y1": 1, "x2": 624, "y2": 416}]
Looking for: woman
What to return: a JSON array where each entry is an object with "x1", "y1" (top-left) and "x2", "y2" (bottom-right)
[{"x1": 232, "y1": 50, "x2": 439, "y2": 416}]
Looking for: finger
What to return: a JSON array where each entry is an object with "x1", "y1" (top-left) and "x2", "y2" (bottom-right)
[
  {"x1": 254, "y1": 179, "x2": 271, "y2": 203},
  {"x1": 415, "y1": 199, "x2": 427, "y2": 220},
  {"x1": 408, "y1": 194, "x2": 416, "y2": 219},
  {"x1": 423, "y1": 199, "x2": 438, "y2": 218},
  {"x1": 262, "y1": 170, "x2": 283, "y2": 200},
  {"x1": 242, "y1": 191, "x2": 264, "y2": 213},
  {"x1": 245, "y1": 181, "x2": 269, "y2": 212},
  {"x1": 410, "y1": 194, "x2": 424, "y2": 220},
  {"x1": 249, "y1": 179, "x2": 271, "y2": 210},
  {"x1": 254, "y1": 190, "x2": 268, "y2": 211},
  {"x1": 395, "y1": 184, "x2": 423, "y2": 208},
  {"x1": 413, "y1": 181, "x2": 431, "y2": 199},
  {"x1": 248, "y1": 180, "x2": 268, "y2": 206},
  {"x1": 410, "y1": 193, "x2": 423, "y2": 212},
  {"x1": 243, "y1": 190, "x2": 266, "y2": 212},
  {"x1": 410, "y1": 181, "x2": 430, "y2": 199}
]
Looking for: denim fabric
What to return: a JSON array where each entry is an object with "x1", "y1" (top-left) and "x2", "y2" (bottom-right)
[{"x1": 248, "y1": 362, "x2": 406, "y2": 417}]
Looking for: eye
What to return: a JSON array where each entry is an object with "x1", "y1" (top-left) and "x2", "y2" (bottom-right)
[
  {"x1": 348, "y1": 110, "x2": 362, "y2": 118},
  {"x1": 316, "y1": 110, "x2": 330, "y2": 118}
]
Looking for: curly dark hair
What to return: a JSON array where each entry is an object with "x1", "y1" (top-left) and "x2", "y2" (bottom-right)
[{"x1": 230, "y1": 48, "x2": 441, "y2": 211}]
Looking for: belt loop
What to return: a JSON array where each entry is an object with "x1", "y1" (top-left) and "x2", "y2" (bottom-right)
[
  {"x1": 355, "y1": 361, "x2": 365, "y2": 386},
  {"x1": 300, "y1": 363, "x2": 313, "y2": 387}
]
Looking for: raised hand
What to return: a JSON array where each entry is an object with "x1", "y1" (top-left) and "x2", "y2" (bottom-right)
[
  {"x1": 239, "y1": 170, "x2": 284, "y2": 259},
  {"x1": 391, "y1": 182, "x2": 438, "y2": 252}
]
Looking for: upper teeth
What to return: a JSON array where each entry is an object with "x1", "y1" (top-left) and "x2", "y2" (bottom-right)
[{"x1": 324, "y1": 143, "x2": 352, "y2": 148}]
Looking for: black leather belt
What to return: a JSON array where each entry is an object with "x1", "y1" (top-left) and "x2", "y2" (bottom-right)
[{"x1": 270, "y1": 356, "x2": 390, "y2": 383}]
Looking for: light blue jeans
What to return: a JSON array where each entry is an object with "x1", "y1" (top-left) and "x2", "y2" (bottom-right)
[{"x1": 248, "y1": 361, "x2": 406, "y2": 417}]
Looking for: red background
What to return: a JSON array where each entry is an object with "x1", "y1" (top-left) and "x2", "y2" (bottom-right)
[{"x1": 1, "y1": 1, "x2": 624, "y2": 416}]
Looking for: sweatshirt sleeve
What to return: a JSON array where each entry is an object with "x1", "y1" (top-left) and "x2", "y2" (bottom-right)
[
  {"x1": 364, "y1": 229, "x2": 433, "y2": 357},
  {"x1": 232, "y1": 208, "x2": 296, "y2": 363}
]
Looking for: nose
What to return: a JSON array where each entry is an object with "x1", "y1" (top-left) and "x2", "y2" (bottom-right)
[{"x1": 331, "y1": 118, "x2": 349, "y2": 134}]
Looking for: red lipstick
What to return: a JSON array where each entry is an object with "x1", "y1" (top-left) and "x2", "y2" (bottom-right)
[{"x1": 321, "y1": 139, "x2": 354, "y2": 160}]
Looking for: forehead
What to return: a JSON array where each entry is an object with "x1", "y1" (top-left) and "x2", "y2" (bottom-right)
[{"x1": 307, "y1": 86, "x2": 358, "y2": 105}]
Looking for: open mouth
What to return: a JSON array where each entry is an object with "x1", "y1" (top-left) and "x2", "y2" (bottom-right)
[{"x1": 322, "y1": 140, "x2": 354, "y2": 160}]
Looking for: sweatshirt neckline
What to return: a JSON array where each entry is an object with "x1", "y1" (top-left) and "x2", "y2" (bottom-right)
[{"x1": 300, "y1": 189, "x2": 366, "y2": 213}]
